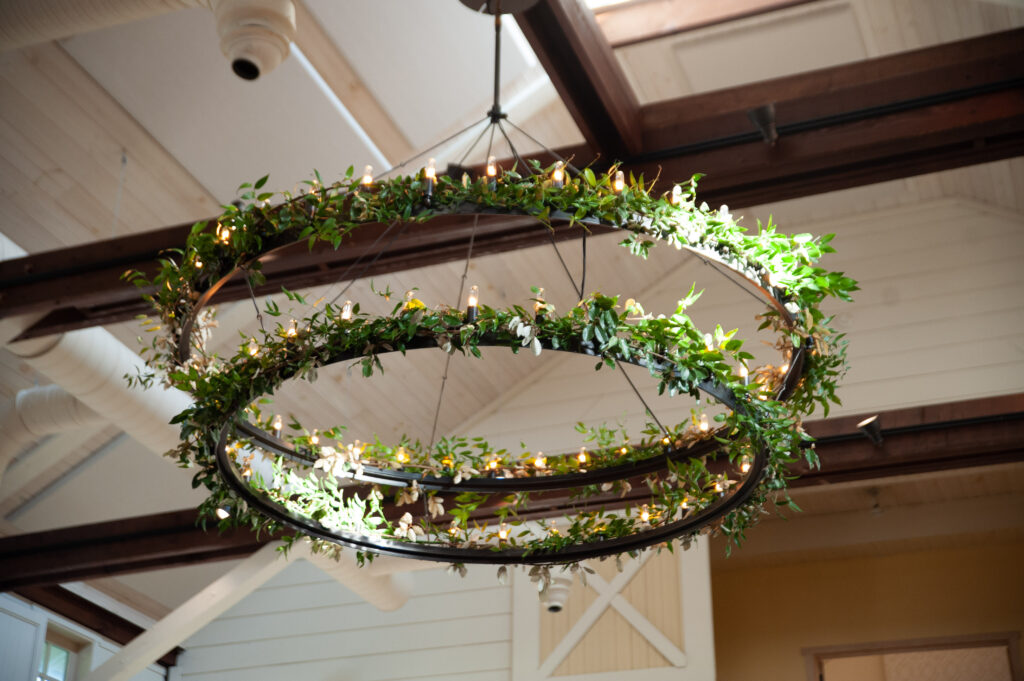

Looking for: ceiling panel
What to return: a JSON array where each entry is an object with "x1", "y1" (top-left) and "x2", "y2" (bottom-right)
[{"x1": 60, "y1": 8, "x2": 381, "y2": 204}]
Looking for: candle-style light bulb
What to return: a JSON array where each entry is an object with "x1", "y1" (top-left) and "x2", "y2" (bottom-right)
[
  {"x1": 466, "y1": 284, "x2": 480, "y2": 322},
  {"x1": 424, "y1": 158, "x2": 436, "y2": 202},
  {"x1": 215, "y1": 507, "x2": 231, "y2": 520},
  {"x1": 612, "y1": 170, "x2": 625, "y2": 193},
  {"x1": 194, "y1": 257, "x2": 203, "y2": 269},
  {"x1": 551, "y1": 161, "x2": 564, "y2": 188},
  {"x1": 699, "y1": 413, "x2": 710, "y2": 433},
  {"x1": 361, "y1": 165, "x2": 373, "y2": 186},
  {"x1": 534, "y1": 453, "x2": 546, "y2": 469},
  {"x1": 640, "y1": 506, "x2": 650, "y2": 523},
  {"x1": 739, "y1": 363, "x2": 749, "y2": 385},
  {"x1": 286, "y1": 320, "x2": 298, "y2": 338},
  {"x1": 533, "y1": 287, "x2": 545, "y2": 320},
  {"x1": 740, "y1": 458, "x2": 751, "y2": 473},
  {"x1": 486, "y1": 156, "x2": 497, "y2": 190},
  {"x1": 577, "y1": 447, "x2": 587, "y2": 464},
  {"x1": 311, "y1": 430, "x2": 320, "y2": 446},
  {"x1": 341, "y1": 300, "x2": 354, "y2": 321},
  {"x1": 396, "y1": 446, "x2": 409, "y2": 464},
  {"x1": 498, "y1": 524, "x2": 509, "y2": 541},
  {"x1": 272, "y1": 414, "x2": 283, "y2": 433},
  {"x1": 248, "y1": 338, "x2": 259, "y2": 356}
]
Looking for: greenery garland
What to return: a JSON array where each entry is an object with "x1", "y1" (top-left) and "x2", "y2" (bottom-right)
[{"x1": 128, "y1": 161, "x2": 857, "y2": 573}]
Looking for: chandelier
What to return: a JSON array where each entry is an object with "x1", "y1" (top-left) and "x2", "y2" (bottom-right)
[{"x1": 130, "y1": 0, "x2": 856, "y2": 576}]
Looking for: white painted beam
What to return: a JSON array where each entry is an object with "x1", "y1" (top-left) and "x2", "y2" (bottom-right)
[{"x1": 81, "y1": 542, "x2": 290, "y2": 681}]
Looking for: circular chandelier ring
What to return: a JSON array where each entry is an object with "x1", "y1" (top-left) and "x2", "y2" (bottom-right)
[
  {"x1": 176, "y1": 201, "x2": 797, "y2": 365},
  {"x1": 214, "y1": 423, "x2": 770, "y2": 565}
]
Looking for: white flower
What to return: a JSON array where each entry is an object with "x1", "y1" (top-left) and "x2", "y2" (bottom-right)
[
  {"x1": 395, "y1": 512, "x2": 424, "y2": 541},
  {"x1": 396, "y1": 480, "x2": 420, "y2": 506},
  {"x1": 427, "y1": 494, "x2": 445, "y2": 518},
  {"x1": 785, "y1": 301, "x2": 800, "y2": 314}
]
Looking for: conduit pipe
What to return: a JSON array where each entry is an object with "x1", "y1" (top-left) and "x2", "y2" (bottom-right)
[
  {"x1": 0, "y1": 385, "x2": 104, "y2": 482},
  {"x1": 0, "y1": 0, "x2": 296, "y2": 80}
]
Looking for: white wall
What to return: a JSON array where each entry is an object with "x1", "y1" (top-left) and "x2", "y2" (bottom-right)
[{"x1": 179, "y1": 559, "x2": 512, "y2": 681}]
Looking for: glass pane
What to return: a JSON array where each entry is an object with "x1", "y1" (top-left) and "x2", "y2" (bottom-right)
[{"x1": 45, "y1": 644, "x2": 69, "y2": 681}]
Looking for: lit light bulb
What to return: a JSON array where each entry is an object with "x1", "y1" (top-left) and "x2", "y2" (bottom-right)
[
  {"x1": 215, "y1": 506, "x2": 230, "y2": 520},
  {"x1": 466, "y1": 285, "x2": 480, "y2": 322},
  {"x1": 311, "y1": 430, "x2": 320, "y2": 446},
  {"x1": 424, "y1": 158, "x2": 436, "y2": 201},
  {"x1": 486, "y1": 155, "x2": 497, "y2": 178},
  {"x1": 738, "y1": 364, "x2": 749, "y2": 385},
  {"x1": 640, "y1": 506, "x2": 650, "y2": 523},
  {"x1": 361, "y1": 165, "x2": 373, "y2": 186},
  {"x1": 286, "y1": 320, "x2": 298, "y2": 338},
  {"x1": 442, "y1": 456, "x2": 453, "y2": 468},
  {"x1": 498, "y1": 524, "x2": 509, "y2": 541},
  {"x1": 699, "y1": 413, "x2": 710, "y2": 433},
  {"x1": 619, "y1": 446, "x2": 628, "y2": 455},
  {"x1": 714, "y1": 479, "x2": 724, "y2": 494},
  {"x1": 488, "y1": 459, "x2": 499, "y2": 470},
  {"x1": 577, "y1": 447, "x2": 587, "y2": 464},
  {"x1": 551, "y1": 161, "x2": 564, "y2": 188},
  {"x1": 194, "y1": 257, "x2": 203, "y2": 269},
  {"x1": 779, "y1": 362, "x2": 790, "y2": 374},
  {"x1": 662, "y1": 436, "x2": 671, "y2": 446},
  {"x1": 341, "y1": 300, "x2": 354, "y2": 321},
  {"x1": 247, "y1": 338, "x2": 259, "y2": 356},
  {"x1": 448, "y1": 525, "x2": 459, "y2": 536},
  {"x1": 740, "y1": 458, "x2": 751, "y2": 473},
  {"x1": 396, "y1": 447, "x2": 409, "y2": 464},
  {"x1": 242, "y1": 465, "x2": 253, "y2": 481},
  {"x1": 534, "y1": 453, "x2": 546, "y2": 469},
  {"x1": 272, "y1": 414, "x2": 283, "y2": 433},
  {"x1": 612, "y1": 170, "x2": 625, "y2": 193},
  {"x1": 670, "y1": 184, "x2": 683, "y2": 205},
  {"x1": 680, "y1": 497, "x2": 689, "y2": 510}
]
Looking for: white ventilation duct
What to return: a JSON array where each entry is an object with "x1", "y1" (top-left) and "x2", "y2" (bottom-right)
[
  {"x1": 0, "y1": 384, "x2": 104, "y2": 482},
  {"x1": 0, "y1": 0, "x2": 296, "y2": 80},
  {"x1": 7, "y1": 329, "x2": 191, "y2": 455}
]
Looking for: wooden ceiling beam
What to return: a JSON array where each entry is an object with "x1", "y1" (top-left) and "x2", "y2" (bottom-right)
[
  {"x1": 2, "y1": 30, "x2": 1022, "y2": 336},
  {"x1": 592, "y1": 0, "x2": 817, "y2": 48},
  {"x1": 1, "y1": 394, "x2": 1019, "y2": 590},
  {"x1": 515, "y1": 0, "x2": 642, "y2": 157}
]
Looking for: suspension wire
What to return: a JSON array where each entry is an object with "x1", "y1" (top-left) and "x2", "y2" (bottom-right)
[
  {"x1": 457, "y1": 119, "x2": 496, "y2": 168},
  {"x1": 327, "y1": 220, "x2": 408, "y2": 306},
  {"x1": 580, "y1": 231, "x2": 587, "y2": 300},
  {"x1": 504, "y1": 119, "x2": 582, "y2": 174},
  {"x1": 375, "y1": 115, "x2": 489, "y2": 181},
  {"x1": 701, "y1": 257, "x2": 768, "y2": 309},
  {"x1": 244, "y1": 268, "x2": 267, "y2": 333},
  {"x1": 429, "y1": 213, "x2": 482, "y2": 450},
  {"x1": 496, "y1": 120, "x2": 535, "y2": 176}
]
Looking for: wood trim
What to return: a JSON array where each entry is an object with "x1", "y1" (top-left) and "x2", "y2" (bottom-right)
[
  {"x1": 515, "y1": 0, "x2": 642, "y2": 157},
  {"x1": 291, "y1": 0, "x2": 414, "y2": 163},
  {"x1": 802, "y1": 631, "x2": 1023, "y2": 681},
  {"x1": 12, "y1": 585, "x2": 181, "y2": 667},
  {"x1": 593, "y1": 0, "x2": 817, "y2": 48}
]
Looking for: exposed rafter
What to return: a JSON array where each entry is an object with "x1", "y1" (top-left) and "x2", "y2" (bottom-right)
[
  {"x1": 1, "y1": 29, "x2": 1022, "y2": 337},
  {"x1": 592, "y1": 0, "x2": 817, "y2": 48},
  {"x1": 3, "y1": 394, "x2": 1020, "y2": 591}
]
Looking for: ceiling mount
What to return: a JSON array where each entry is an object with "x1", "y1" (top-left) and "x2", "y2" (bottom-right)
[{"x1": 458, "y1": 0, "x2": 540, "y2": 14}]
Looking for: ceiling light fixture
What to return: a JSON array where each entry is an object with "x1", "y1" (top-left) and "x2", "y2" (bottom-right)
[{"x1": 128, "y1": 0, "x2": 856, "y2": 576}]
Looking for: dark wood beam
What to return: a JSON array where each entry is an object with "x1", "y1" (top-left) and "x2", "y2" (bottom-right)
[
  {"x1": 515, "y1": 0, "x2": 642, "y2": 157},
  {"x1": 2, "y1": 30, "x2": 1022, "y2": 337},
  {"x1": 1, "y1": 394, "x2": 1020, "y2": 590},
  {"x1": 12, "y1": 585, "x2": 181, "y2": 667},
  {"x1": 0, "y1": 508, "x2": 273, "y2": 591},
  {"x1": 593, "y1": 0, "x2": 816, "y2": 48}
]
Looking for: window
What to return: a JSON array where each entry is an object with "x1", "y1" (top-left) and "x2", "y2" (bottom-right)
[{"x1": 37, "y1": 630, "x2": 84, "y2": 681}]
